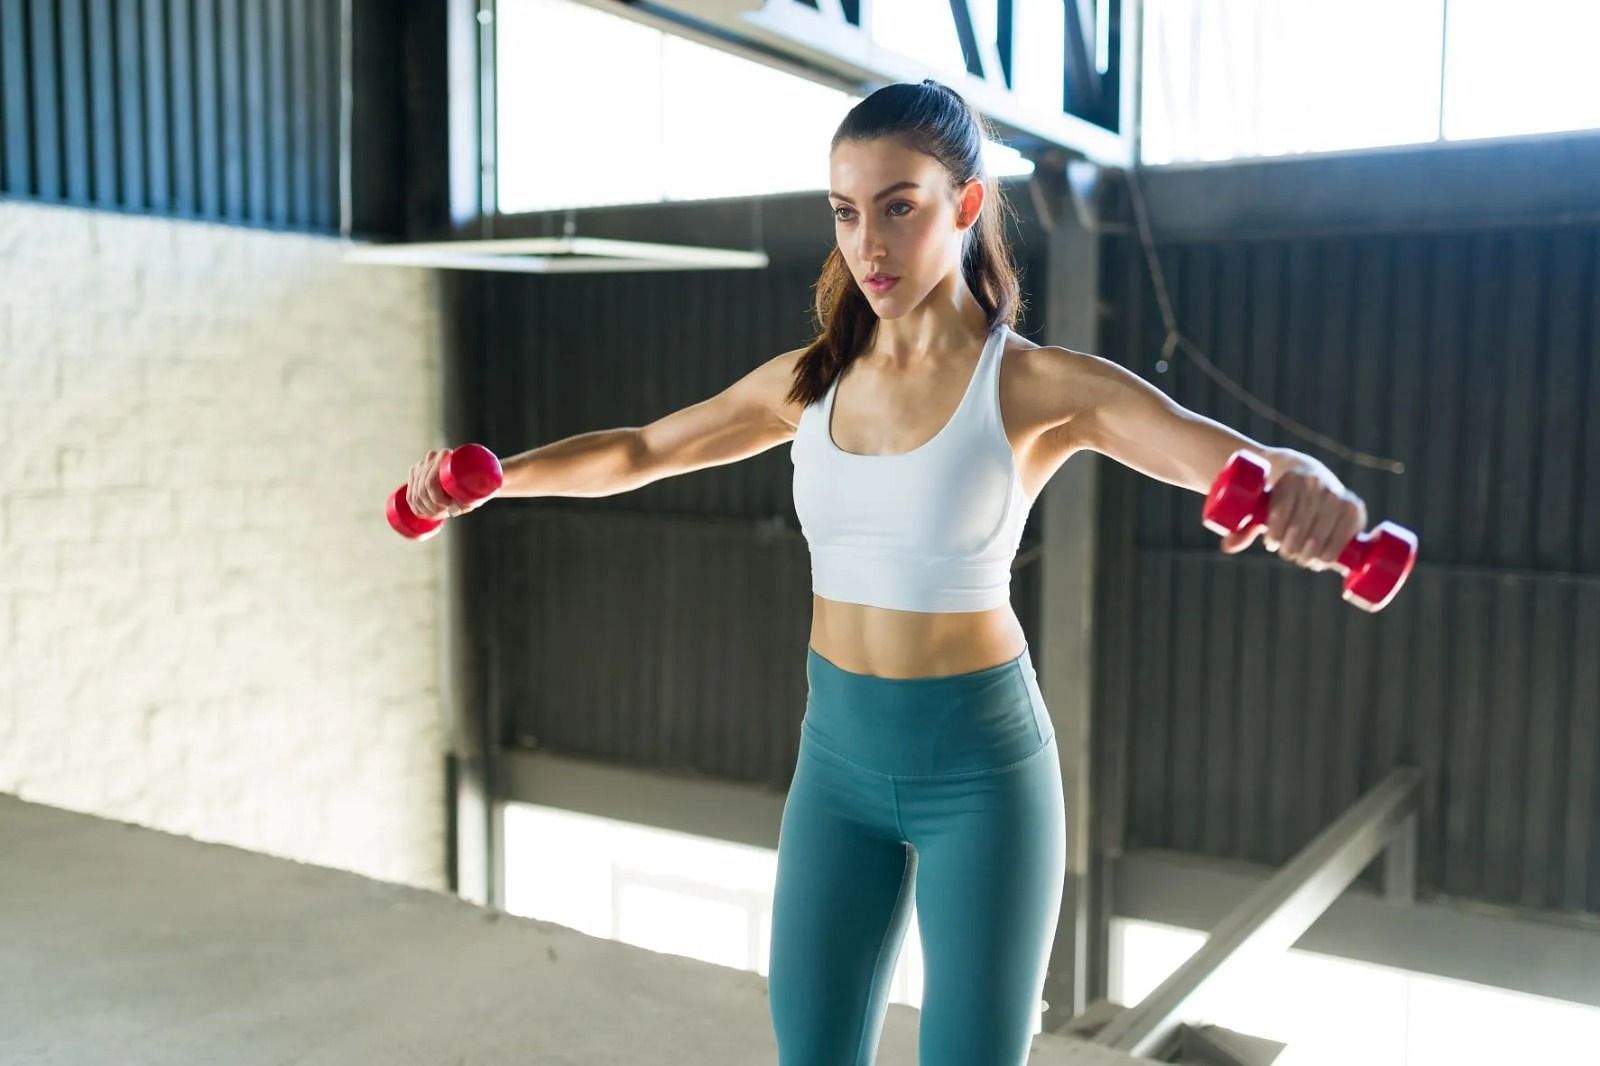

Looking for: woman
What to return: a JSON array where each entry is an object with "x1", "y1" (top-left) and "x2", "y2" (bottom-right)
[{"x1": 406, "y1": 80, "x2": 1365, "y2": 1065}]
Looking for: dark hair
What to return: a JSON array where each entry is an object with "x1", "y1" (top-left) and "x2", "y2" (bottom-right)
[{"x1": 785, "y1": 78, "x2": 1025, "y2": 408}]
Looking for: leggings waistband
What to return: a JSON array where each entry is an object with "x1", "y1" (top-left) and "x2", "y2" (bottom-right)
[{"x1": 802, "y1": 644, "x2": 1052, "y2": 777}]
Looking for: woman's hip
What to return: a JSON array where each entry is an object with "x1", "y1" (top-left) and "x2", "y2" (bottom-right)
[{"x1": 801, "y1": 643, "x2": 1054, "y2": 778}]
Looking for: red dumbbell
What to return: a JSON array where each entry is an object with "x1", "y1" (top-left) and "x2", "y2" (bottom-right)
[
  {"x1": 1202, "y1": 450, "x2": 1418, "y2": 612},
  {"x1": 386, "y1": 443, "x2": 504, "y2": 541}
]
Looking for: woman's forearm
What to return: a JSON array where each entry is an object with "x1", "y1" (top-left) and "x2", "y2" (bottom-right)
[{"x1": 495, "y1": 428, "x2": 645, "y2": 498}]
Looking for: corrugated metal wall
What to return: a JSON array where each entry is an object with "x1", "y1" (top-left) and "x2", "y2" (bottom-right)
[
  {"x1": 467, "y1": 193, "x2": 1051, "y2": 788},
  {"x1": 1100, "y1": 223, "x2": 1600, "y2": 916},
  {"x1": 483, "y1": 264, "x2": 823, "y2": 791},
  {"x1": 0, "y1": 0, "x2": 342, "y2": 230}
]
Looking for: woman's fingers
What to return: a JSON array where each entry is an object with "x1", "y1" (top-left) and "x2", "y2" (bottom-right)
[
  {"x1": 1269, "y1": 477, "x2": 1310, "y2": 562},
  {"x1": 404, "y1": 448, "x2": 489, "y2": 522},
  {"x1": 1302, "y1": 501, "x2": 1347, "y2": 570},
  {"x1": 409, "y1": 450, "x2": 445, "y2": 518},
  {"x1": 407, "y1": 456, "x2": 424, "y2": 516}
]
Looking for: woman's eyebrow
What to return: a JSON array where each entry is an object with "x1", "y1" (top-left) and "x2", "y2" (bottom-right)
[{"x1": 827, "y1": 181, "x2": 920, "y2": 205}]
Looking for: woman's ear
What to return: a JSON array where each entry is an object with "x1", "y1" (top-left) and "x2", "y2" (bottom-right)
[{"x1": 957, "y1": 178, "x2": 985, "y2": 230}]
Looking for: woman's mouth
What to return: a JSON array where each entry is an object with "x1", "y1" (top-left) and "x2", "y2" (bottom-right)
[{"x1": 865, "y1": 275, "x2": 899, "y2": 293}]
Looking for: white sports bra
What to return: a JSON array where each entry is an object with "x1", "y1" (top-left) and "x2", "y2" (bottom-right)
[{"x1": 790, "y1": 322, "x2": 1031, "y2": 613}]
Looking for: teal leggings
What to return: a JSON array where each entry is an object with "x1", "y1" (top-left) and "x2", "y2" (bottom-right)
[{"x1": 768, "y1": 644, "x2": 1066, "y2": 1065}]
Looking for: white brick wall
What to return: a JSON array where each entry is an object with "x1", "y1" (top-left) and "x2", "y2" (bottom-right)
[{"x1": 0, "y1": 202, "x2": 448, "y2": 891}]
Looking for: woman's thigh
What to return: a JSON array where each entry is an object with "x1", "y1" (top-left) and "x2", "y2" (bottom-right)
[
  {"x1": 901, "y1": 736, "x2": 1067, "y2": 1066},
  {"x1": 768, "y1": 735, "x2": 916, "y2": 1066}
]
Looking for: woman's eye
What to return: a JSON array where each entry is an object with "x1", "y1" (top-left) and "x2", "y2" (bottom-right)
[{"x1": 832, "y1": 203, "x2": 911, "y2": 222}]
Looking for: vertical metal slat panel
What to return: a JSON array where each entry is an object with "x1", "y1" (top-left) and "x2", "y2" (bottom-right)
[
  {"x1": 242, "y1": 0, "x2": 266, "y2": 223},
  {"x1": 1497, "y1": 233, "x2": 1544, "y2": 564},
  {"x1": 58, "y1": 0, "x2": 89, "y2": 202},
  {"x1": 266, "y1": 0, "x2": 288, "y2": 225},
  {"x1": 493, "y1": 501, "x2": 814, "y2": 788},
  {"x1": 1457, "y1": 233, "x2": 1501, "y2": 562},
  {"x1": 1, "y1": 0, "x2": 30, "y2": 194},
  {"x1": 1112, "y1": 220, "x2": 1600, "y2": 920},
  {"x1": 1574, "y1": 591, "x2": 1600, "y2": 912},
  {"x1": 115, "y1": 0, "x2": 142, "y2": 208},
  {"x1": 1168, "y1": 557, "x2": 1206, "y2": 853},
  {"x1": 1201, "y1": 562, "x2": 1239, "y2": 856},
  {"x1": 3, "y1": 0, "x2": 340, "y2": 227},
  {"x1": 1483, "y1": 580, "x2": 1531, "y2": 902},
  {"x1": 166, "y1": 0, "x2": 194, "y2": 213},
  {"x1": 308, "y1": 0, "x2": 332, "y2": 230},
  {"x1": 1129, "y1": 554, "x2": 1172, "y2": 848},
  {"x1": 287, "y1": 0, "x2": 311, "y2": 223},
  {"x1": 27, "y1": 0, "x2": 61, "y2": 198},
  {"x1": 1342, "y1": 240, "x2": 1390, "y2": 828},
  {"x1": 86, "y1": 0, "x2": 115, "y2": 206},
  {"x1": 1522, "y1": 581, "x2": 1566, "y2": 909},
  {"x1": 140, "y1": 0, "x2": 167, "y2": 209},
  {"x1": 1581, "y1": 233, "x2": 1600, "y2": 573},
  {"x1": 1410, "y1": 572, "x2": 1450, "y2": 893},
  {"x1": 216, "y1": 0, "x2": 242, "y2": 219},
  {"x1": 1316, "y1": 239, "x2": 1358, "y2": 819},
  {"x1": 193, "y1": 0, "x2": 221, "y2": 216}
]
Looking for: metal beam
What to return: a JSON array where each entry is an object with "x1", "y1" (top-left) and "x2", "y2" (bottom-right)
[
  {"x1": 496, "y1": 748, "x2": 789, "y2": 852},
  {"x1": 1120, "y1": 0, "x2": 1143, "y2": 163},
  {"x1": 946, "y1": 0, "x2": 985, "y2": 80},
  {"x1": 567, "y1": 0, "x2": 1131, "y2": 166},
  {"x1": 1036, "y1": 170, "x2": 1112, "y2": 1028},
  {"x1": 1123, "y1": 128, "x2": 1600, "y2": 242},
  {"x1": 342, "y1": 234, "x2": 771, "y2": 272},
  {"x1": 1063, "y1": 0, "x2": 1103, "y2": 119},
  {"x1": 1116, "y1": 847, "x2": 1600, "y2": 1014},
  {"x1": 1095, "y1": 769, "x2": 1424, "y2": 1058}
]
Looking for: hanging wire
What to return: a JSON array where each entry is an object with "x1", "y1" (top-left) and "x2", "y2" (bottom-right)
[{"x1": 1122, "y1": 165, "x2": 1406, "y2": 475}]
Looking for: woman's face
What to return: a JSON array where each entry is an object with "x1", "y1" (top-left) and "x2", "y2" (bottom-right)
[{"x1": 828, "y1": 136, "x2": 983, "y2": 318}]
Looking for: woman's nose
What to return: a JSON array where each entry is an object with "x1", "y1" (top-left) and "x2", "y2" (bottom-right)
[{"x1": 855, "y1": 223, "x2": 885, "y2": 259}]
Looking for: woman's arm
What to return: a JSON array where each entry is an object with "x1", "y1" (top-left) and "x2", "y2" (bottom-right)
[
  {"x1": 1047, "y1": 347, "x2": 1367, "y2": 568},
  {"x1": 494, "y1": 348, "x2": 801, "y2": 499},
  {"x1": 495, "y1": 427, "x2": 644, "y2": 498}
]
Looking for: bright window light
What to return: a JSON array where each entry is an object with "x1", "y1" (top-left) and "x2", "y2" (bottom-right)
[
  {"x1": 870, "y1": 0, "x2": 969, "y2": 80},
  {"x1": 1140, "y1": 0, "x2": 1444, "y2": 164},
  {"x1": 1441, "y1": 0, "x2": 1600, "y2": 141},
  {"x1": 1112, "y1": 917, "x2": 1600, "y2": 1066},
  {"x1": 501, "y1": 802, "x2": 931, "y2": 1006},
  {"x1": 1141, "y1": 0, "x2": 1600, "y2": 164},
  {"x1": 496, "y1": 0, "x2": 1032, "y2": 215},
  {"x1": 1011, "y1": 0, "x2": 1067, "y2": 117}
]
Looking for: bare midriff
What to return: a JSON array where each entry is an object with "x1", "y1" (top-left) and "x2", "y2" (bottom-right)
[{"x1": 807, "y1": 595, "x2": 1027, "y2": 679}]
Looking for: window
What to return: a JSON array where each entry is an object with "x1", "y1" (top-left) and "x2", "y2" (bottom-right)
[
  {"x1": 1441, "y1": 0, "x2": 1600, "y2": 141},
  {"x1": 1140, "y1": 0, "x2": 1600, "y2": 165},
  {"x1": 495, "y1": 0, "x2": 1033, "y2": 214},
  {"x1": 502, "y1": 803, "x2": 935, "y2": 1009},
  {"x1": 1113, "y1": 917, "x2": 1600, "y2": 1065}
]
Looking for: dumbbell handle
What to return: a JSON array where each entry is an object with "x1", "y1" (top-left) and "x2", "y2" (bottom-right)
[
  {"x1": 1203, "y1": 450, "x2": 1418, "y2": 612},
  {"x1": 1212, "y1": 487, "x2": 1374, "y2": 578},
  {"x1": 386, "y1": 444, "x2": 503, "y2": 541}
]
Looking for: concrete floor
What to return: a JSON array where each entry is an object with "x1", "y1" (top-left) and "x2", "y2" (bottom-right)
[{"x1": 0, "y1": 795, "x2": 1153, "y2": 1065}]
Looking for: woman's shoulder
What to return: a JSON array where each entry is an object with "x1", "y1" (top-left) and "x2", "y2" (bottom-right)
[
  {"x1": 997, "y1": 332, "x2": 1115, "y2": 443},
  {"x1": 1001, "y1": 331, "x2": 1108, "y2": 388},
  {"x1": 749, "y1": 346, "x2": 812, "y2": 432}
]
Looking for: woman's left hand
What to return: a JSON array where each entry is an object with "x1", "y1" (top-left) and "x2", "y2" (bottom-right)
[{"x1": 1220, "y1": 453, "x2": 1368, "y2": 571}]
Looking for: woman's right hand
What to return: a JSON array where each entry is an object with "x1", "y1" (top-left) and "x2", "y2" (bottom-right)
[
  {"x1": 405, "y1": 450, "x2": 453, "y2": 520},
  {"x1": 405, "y1": 448, "x2": 491, "y2": 521}
]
